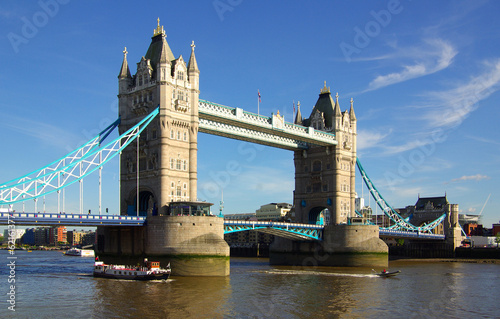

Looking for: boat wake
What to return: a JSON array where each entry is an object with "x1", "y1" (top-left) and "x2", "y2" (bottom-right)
[{"x1": 261, "y1": 269, "x2": 379, "y2": 278}]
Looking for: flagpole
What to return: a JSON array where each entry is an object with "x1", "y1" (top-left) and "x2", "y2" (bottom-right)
[{"x1": 257, "y1": 90, "x2": 263, "y2": 116}]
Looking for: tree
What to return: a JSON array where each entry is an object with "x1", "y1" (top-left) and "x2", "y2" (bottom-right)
[{"x1": 495, "y1": 234, "x2": 500, "y2": 248}]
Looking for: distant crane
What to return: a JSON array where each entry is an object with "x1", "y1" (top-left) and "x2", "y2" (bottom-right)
[{"x1": 478, "y1": 193, "x2": 491, "y2": 220}]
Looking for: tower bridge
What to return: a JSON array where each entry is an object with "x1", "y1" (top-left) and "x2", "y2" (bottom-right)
[{"x1": 0, "y1": 19, "x2": 462, "y2": 275}]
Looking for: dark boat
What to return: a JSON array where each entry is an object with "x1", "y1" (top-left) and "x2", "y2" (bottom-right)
[
  {"x1": 375, "y1": 269, "x2": 401, "y2": 277},
  {"x1": 93, "y1": 258, "x2": 171, "y2": 281}
]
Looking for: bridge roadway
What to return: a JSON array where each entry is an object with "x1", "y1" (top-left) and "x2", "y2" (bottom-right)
[{"x1": 0, "y1": 212, "x2": 444, "y2": 240}]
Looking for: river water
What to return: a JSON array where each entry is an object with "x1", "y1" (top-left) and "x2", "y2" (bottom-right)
[{"x1": 1, "y1": 250, "x2": 498, "y2": 318}]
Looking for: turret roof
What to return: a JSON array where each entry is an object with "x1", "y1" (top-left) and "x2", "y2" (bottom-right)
[
  {"x1": 306, "y1": 82, "x2": 336, "y2": 128},
  {"x1": 187, "y1": 41, "x2": 199, "y2": 72},
  {"x1": 118, "y1": 47, "x2": 131, "y2": 79}
]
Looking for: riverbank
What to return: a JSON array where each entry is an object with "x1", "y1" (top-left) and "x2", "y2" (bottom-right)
[{"x1": 390, "y1": 257, "x2": 500, "y2": 264}]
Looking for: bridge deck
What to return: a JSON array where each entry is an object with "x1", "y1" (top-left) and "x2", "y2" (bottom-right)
[
  {"x1": 0, "y1": 212, "x2": 145, "y2": 226},
  {"x1": 0, "y1": 213, "x2": 445, "y2": 240}
]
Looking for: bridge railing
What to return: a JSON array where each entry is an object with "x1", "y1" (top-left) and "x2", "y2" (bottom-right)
[
  {"x1": 379, "y1": 228, "x2": 445, "y2": 240},
  {"x1": 224, "y1": 220, "x2": 325, "y2": 229},
  {"x1": 0, "y1": 212, "x2": 145, "y2": 226}
]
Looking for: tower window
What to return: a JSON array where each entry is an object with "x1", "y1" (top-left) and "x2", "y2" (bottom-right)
[
  {"x1": 313, "y1": 161, "x2": 322, "y2": 172},
  {"x1": 177, "y1": 71, "x2": 184, "y2": 81},
  {"x1": 138, "y1": 75, "x2": 143, "y2": 86}
]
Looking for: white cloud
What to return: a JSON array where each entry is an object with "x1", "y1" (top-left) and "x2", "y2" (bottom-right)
[
  {"x1": 0, "y1": 112, "x2": 81, "y2": 152},
  {"x1": 357, "y1": 129, "x2": 392, "y2": 150},
  {"x1": 236, "y1": 166, "x2": 294, "y2": 194},
  {"x1": 365, "y1": 39, "x2": 457, "y2": 92},
  {"x1": 450, "y1": 174, "x2": 490, "y2": 183},
  {"x1": 422, "y1": 59, "x2": 500, "y2": 129}
]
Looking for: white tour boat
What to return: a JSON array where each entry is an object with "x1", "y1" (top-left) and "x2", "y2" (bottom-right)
[
  {"x1": 93, "y1": 258, "x2": 171, "y2": 281},
  {"x1": 64, "y1": 248, "x2": 95, "y2": 257}
]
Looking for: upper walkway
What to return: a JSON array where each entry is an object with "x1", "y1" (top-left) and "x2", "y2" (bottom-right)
[{"x1": 198, "y1": 99, "x2": 337, "y2": 150}]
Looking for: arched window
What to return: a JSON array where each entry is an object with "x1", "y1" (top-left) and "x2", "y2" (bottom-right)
[{"x1": 138, "y1": 75, "x2": 143, "y2": 86}]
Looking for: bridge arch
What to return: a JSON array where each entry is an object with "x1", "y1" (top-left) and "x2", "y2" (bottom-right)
[
  {"x1": 308, "y1": 207, "x2": 329, "y2": 225},
  {"x1": 126, "y1": 188, "x2": 157, "y2": 216}
]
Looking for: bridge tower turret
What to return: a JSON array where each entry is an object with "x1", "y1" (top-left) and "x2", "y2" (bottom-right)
[
  {"x1": 117, "y1": 19, "x2": 200, "y2": 216},
  {"x1": 293, "y1": 82, "x2": 357, "y2": 225}
]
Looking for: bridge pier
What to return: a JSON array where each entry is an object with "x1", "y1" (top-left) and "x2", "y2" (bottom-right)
[
  {"x1": 96, "y1": 216, "x2": 230, "y2": 276},
  {"x1": 269, "y1": 224, "x2": 388, "y2": 267}
]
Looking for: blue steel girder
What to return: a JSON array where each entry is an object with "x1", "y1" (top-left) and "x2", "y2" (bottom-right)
[
  {"x1": 356, "y1": 158, "x2": 446, "y2": 233},
  {"x1": 0, "y1": 107, "x2": 159, "y2": 205},
  {"x1": 224, "y1": 221, "x2": 323, "y2": 241}
]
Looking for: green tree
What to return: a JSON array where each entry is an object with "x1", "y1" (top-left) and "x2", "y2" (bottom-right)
[{"x1": 495, "y1": 234, "x2": 500, "y2": 248}]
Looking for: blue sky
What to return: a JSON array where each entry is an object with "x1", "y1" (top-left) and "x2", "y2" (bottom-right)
[{"x1": 0, "y1": 0, "x2": 499, "y2": 228}]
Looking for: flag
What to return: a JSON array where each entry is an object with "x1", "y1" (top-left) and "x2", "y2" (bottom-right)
[
  {"x1": 293, "y1": 100, "x2": 295, "y2": 115},
  {"x1": 258, "y1": 90, "x2": 261, "y2": 103}
]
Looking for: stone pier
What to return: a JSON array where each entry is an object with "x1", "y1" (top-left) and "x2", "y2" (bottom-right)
[
  {"x1": 269, "y1": 225, "x2": 388, "y2": 267},
  {"x1": 96, "y1": 216, "x2": 230, "y2": 276}
]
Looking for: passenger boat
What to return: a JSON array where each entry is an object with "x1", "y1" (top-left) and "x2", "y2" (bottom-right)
[
  {"x1": 64, "y1": 248, "x2": 95, "y2": 257},
  {"x1": 375, "y1": 269, "x2": 401, "y2": 277},
  {"x1": 93, "y1": 258, "x2": 171, "y2": 281}
]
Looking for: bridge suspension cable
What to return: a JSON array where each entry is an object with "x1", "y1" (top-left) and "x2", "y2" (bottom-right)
[
  {"x1": 356, "y1": 158, "x2": 445, "y2": 232},
  {"x1": 0, "y1": 107, "x2": 159, "y2": 205}
]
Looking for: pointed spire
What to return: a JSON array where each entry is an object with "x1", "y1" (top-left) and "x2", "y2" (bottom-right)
[
  {"x1": 349, "y1": 97, "x2": 356, "y2": 121},
  {"x1": 294, "y1": 101, "x2": 303, "y2": 125},
  {"x1": 118, "y1": 47, "x2": 131, "y2": 79},
  {"x1": 334, "y1": 92, "x2": 341, "y2": 117},
  {"x1": 187, "y1": 40, "x2": 199, "y2": 73},
  {"x1": 159, "y1": 36, "x2": 172, "y2": 63}
]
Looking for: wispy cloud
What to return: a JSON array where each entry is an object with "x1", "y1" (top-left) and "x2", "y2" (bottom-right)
[
  {"x1": 357, "y1": 129, "x2": 392, "y2": 150},
  {"x1": 0, "y1": 112, "x2": 81, "y2": 152},
  {"x1": 422, "y1": 59, "x2": 500, "y2": 129},
  {"x1": 236, "y1": 166, "x2": 294, "y2": 194},
  {"x1": 364, "y1": 39, "x2": 457, "y2": 92},
  {"x1": 372, "y1": 58, "x2": 500, "y2": 156},
  {"x1": 450, "y1": 174, "x2": 490, "y2": 183}
]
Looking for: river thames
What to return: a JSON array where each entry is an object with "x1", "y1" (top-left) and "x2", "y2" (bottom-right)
[{"x1": 1, "y1": 250, "x2": 498, "y2": 318}]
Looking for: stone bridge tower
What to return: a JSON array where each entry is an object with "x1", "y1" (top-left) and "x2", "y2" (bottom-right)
[
  {"x1": 117, "y1": 19, "x2": 200, "y2": 216},
  {"x1": 293, "y1": 83, "x2": 357, "y2": 225},
  {"x1": 272, "y1": 85, "x2": 387, "y2": 267}
]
